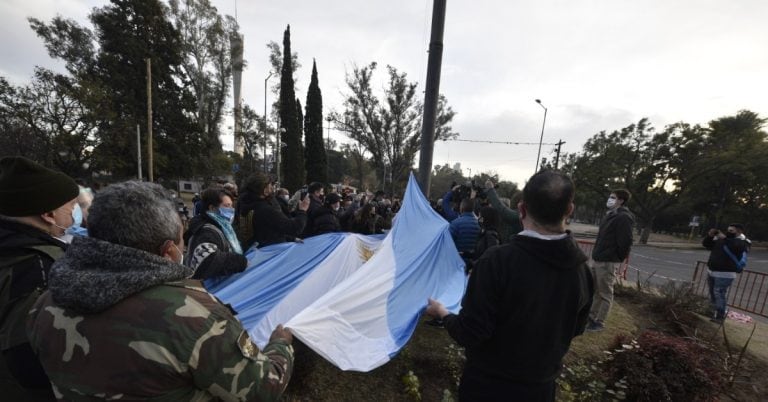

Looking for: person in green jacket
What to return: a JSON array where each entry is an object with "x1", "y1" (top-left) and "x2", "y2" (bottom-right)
[
  {"x1": 27, "y1": 181, "x2": 294, "y2": 401},
  {"x1": 484, "y1": 180, "x2": 523, "y2": 243},
  {"x1": 0, "y1": 156, "x2": 80, "y2": 401}
]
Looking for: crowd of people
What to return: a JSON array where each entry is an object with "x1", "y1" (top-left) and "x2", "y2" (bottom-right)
[{"x1": 0, "y1": 155, "x2": 754, "y2": 401}]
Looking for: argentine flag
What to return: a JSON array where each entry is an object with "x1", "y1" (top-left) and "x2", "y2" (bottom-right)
[{"x1": 206, "y1": 173, "x2": 467, "y2": 371}]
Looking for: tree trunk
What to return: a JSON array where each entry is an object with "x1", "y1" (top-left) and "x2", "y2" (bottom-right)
[{"x1": 639, "y1": 217, "x2": 654, "y2": 245}]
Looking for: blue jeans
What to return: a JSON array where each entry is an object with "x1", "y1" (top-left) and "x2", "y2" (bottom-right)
[{"x1": 707, "y1": 276, "x2": 734, "y2": 319}]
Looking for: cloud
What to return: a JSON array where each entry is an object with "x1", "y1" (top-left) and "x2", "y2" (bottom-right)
[{"x1": 4, "y1": 0, "x2": 767, "y2": 190}]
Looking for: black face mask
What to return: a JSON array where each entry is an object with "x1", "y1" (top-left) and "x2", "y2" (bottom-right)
[{"x1": 726, "y1": 232, "x2": 736, "y2": 238}]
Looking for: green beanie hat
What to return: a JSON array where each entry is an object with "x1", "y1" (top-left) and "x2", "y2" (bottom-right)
[{"x1": 0, "y1": 156, "x2": 79, "y2": 217}]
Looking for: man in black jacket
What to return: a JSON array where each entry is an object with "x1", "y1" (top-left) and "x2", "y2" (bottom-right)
[
  {"x1": 302, "y1": 182, "x2": 325, "y2": 237},
  {"x1": 587, "y1": 189, "x2": 634, "y2": 331},
  {"x1": 426, "y1": 170, "x2": 593, "y2": 401},
  {"x1": 0, "y1": 156, "x2": 80, "y2": 400},
  {"x1": 309, "y1": 193, "x2": 342, "y2": 236},
  {"x1": 237, "y1": 173, "x2": 309, "y2": 249},
  {"x1": 702, "y1": 225, "x2": 748, "y2": 323}
]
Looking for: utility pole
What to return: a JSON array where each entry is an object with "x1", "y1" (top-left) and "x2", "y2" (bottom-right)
[
  {"x1": 417, "y1": 0, "x2": 447, "y2": 198},
  {"x1": 534, "y1": 99, "x2": 547, "y2": 174},
  {"x1": 136, "y1": 125, "x2": 142, "y2": 180},
  {"x1": 264, "y1": 71, "x2": 273, "y2": 173},
  {"x1": 554, "y1": 140, "x2": 566, "y2": 169},
  {"x1": 146, "y1": 58, "x2": 153, "y2": 182}
]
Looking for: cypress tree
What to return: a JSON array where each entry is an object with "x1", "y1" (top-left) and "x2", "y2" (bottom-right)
[
  {"x1": 296, "y1": 97, "x2": 306, "y2": 178},
  {"x1": 278, "y1": 25, "x2": 305, "y2": 191},
  {"x1": 304, "y1": 60, "x2": 327, "y2": 184}
]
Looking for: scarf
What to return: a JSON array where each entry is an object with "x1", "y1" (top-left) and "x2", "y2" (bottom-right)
[{"x1": 206, "y1": 211, "x2": 243, "y2": 254}]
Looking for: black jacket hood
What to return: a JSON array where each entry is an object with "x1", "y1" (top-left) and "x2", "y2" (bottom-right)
[{"x1": 511, "y1": 232, "x2": 588, "y2": 270}]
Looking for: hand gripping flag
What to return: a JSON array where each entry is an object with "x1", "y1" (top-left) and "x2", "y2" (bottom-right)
[{"x1": 206, "y1": 173, "x2": 467, "y2": 371}]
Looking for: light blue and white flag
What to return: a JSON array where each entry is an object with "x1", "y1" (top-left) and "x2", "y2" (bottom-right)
[{"x1": 206, "y1": 173, "x2": 466, "y2": 371}]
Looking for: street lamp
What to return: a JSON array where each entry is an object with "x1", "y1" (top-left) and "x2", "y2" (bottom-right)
[
  {"x1": 534, "y1": 99, "x2": 548, "y2": 173},
  {"x1": 326, "y1": 116, "x2": 332, "y2": 150},
  {"x1": 263, "y1": 71, "x2": 274, "y2": 173}
]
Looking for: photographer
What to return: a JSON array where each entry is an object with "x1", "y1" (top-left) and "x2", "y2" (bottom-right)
[
  {"x1": 442, "y1": 182, "x2": 480, "y2": 222},
  {"x1": 702, "y1": 225, "x2": 748, "y2": 323},
  {"x1": 485, "y1": 180, "x2": 523, "y2": 243}
]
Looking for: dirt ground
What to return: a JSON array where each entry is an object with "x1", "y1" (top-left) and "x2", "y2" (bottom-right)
[{"x1": 282, "y1": 287, "x2": 768, "y2": 401}]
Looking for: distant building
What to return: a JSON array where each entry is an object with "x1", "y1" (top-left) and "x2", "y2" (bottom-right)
[{"x1": 178, "y1": 180, "x2": 203, "y2": 194}]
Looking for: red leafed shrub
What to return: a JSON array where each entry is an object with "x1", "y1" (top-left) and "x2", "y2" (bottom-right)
[{"x1": 606, "y1": 331, "x2": 722, "y2": 401}]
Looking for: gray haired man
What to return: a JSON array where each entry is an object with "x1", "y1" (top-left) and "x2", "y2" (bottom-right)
[{"x1": 27, "y1": 181, "x2": 294, "y2": 400}]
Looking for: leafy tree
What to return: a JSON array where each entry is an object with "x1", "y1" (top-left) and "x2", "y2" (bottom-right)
[
  {"x1": 0, "y1": 77, "x2": 48, "y2": 162},
  {"x1": 237, "y1": 104, "x2": 269, "y2": 173},
  {"x1": 333, "y1": 62, "x2": 458, "y2": 194},
  {"x1": 340, "y1": 142, "x2": 373, "y2": 190},
  {"x1": 278, "y1": 25, "x2": 305, "y2": 191},
  {"x1": 266, "y1": 40, "x2": 300, "y2": 95},
  {"x1": 304, "y1": 60, "x2": 327, "y2": 184},
  {"x1": 29, "y1": 0, "x2": 206, "y2": 179},
  {"x1": 429, "y1": 163, "x2": 465, "y2": 197},
  {"x1": 169, "y1": 0, "x2": 240, "y2": 172},
  {"x1": 10, "y1": 68, "x2": 102, "y2": 178},
  {"x1": 571, "y1": 118, "x2": 728, "y2": 243},
  {"x1": 683, "y1": 111, "x2": 768, "y2": 231},
  {"x1": 326, "y1": 148, "x2": 351, "y2": 185}
]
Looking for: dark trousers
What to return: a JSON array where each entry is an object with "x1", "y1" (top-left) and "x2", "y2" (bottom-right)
[{"x1": 459, "y1": 370, "x2": 556, "y2": 402}]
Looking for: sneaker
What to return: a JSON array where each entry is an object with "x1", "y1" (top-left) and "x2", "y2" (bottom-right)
[{"x1": 586, "y1": 321, "x2": 605, "y2": 332}]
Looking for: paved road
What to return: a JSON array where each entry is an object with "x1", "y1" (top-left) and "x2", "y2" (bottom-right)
[
  {"x1": 626, "y1": 245, "x2": 768, "y2": 319},
  {"x1": 627, "y1": 245, "x2": 768, "y2": 283}
]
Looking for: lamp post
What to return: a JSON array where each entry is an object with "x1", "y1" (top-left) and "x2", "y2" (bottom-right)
[
  {"x1": 534, "y1": 99, "x2": 548, "y2": 173},
  {"x1": 263, "y1": 71, "x2": 274, "y2": 173},
  {"x1": 326, "y1": 116, "x2": 332, "y2": 150}
]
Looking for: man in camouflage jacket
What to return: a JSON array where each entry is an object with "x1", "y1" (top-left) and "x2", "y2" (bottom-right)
[{"x1": 27, "y1": 181, "x2": 294, "y2": 401}]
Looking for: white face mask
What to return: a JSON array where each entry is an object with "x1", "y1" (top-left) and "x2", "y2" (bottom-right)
[
  {"x1": 281, "y1": 195, "x2": 289, "y2": 202},
  {"x1": 606, "y1": 197, "x2": 617, "y2": 208},
  {"x1": 173, "y1": 243, "x2": 184, "y2": 265}
]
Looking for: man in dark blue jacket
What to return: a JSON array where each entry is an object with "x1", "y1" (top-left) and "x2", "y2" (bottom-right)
[
  {"x1": 426, "y1": 170, "x2": 593, "y2": 402},
  {"x1": 449, "y1": 198, "x2": 481, "y2": 258},
  {"x1": 587, "y1": 189, "x2": 634, "y2": 331},
  {"x1": 702, "y1": 225, "x2": 748, "y2": 323}
]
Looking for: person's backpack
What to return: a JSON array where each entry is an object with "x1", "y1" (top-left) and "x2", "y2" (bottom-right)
[{"x1": 722, "y1": 244, "x2": 748, "y2": 273}]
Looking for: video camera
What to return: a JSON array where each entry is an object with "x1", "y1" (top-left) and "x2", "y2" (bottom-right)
[{"x1": 451, "y1": 179, "x2": 501, "y2": 203}]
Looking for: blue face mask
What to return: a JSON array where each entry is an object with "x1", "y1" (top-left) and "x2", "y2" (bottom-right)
[
  {"x1": 218, "y1": 206, "x2": 235, "y2": 223},
  {"x1": 65, "y1": 204, "x2": 87, "y2": 237}
]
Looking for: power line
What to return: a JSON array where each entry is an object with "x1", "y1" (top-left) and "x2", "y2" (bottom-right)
[{"x1": 446, "y1": 138, "x2": 559, "y2": 146}]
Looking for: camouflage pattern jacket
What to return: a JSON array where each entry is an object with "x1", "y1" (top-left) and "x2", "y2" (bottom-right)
[{"x1": 27, "y1": 236, "x2": 293, "y2": 401}]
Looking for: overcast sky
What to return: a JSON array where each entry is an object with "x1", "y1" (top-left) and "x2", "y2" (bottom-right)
[{"x1": 2, "y1": 0, "x2": 767, "y2": 186}]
